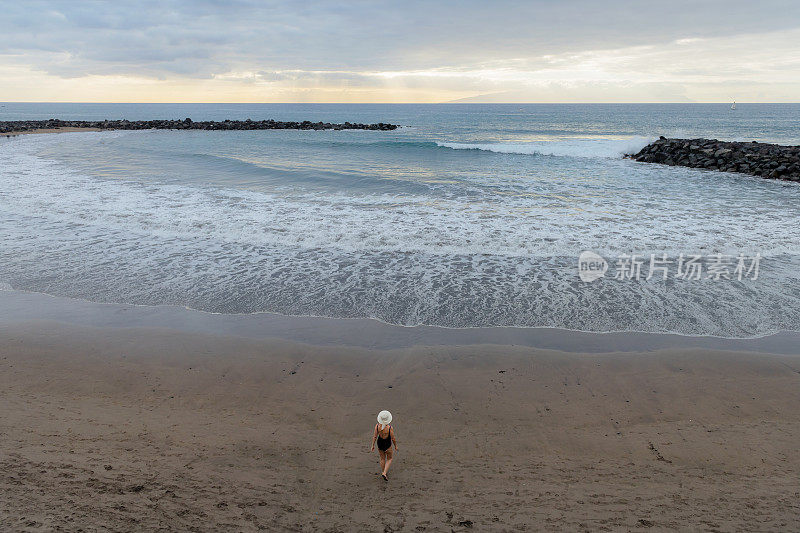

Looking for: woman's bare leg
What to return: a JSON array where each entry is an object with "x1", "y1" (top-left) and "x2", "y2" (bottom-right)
[
  {"x1": 382, "y1": 448, "x2": 394, "y2": 477},
  {"x1": 378, "y1": 449, "x2": 386, "y2": 473}
]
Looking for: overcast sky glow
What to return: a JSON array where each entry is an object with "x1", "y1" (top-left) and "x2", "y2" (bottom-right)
[{"x1": 1, "y1": 0, "x2": 799, "y2": 102}]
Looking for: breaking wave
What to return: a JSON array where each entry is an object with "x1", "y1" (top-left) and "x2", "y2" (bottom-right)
[{"x1": 437, "y1": 137, "x2": 654, "y2": 158}]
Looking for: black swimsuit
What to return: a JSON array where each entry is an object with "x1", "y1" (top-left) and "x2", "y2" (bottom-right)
[{"x1": 377, "y1": 425, "x2": 392, "y2": 451}]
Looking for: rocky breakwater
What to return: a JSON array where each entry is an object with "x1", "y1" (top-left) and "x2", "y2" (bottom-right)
[
  {"x1": 1, "y1": 118, "x2": 399, "y2": 134},
  {"x1": 629, "y1": 137, "x2": 800, "y2": 182}
]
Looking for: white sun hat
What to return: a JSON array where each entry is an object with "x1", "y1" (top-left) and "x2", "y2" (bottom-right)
[{"x1": 377, "y1": 410, "x2": 392, "y2": 428}]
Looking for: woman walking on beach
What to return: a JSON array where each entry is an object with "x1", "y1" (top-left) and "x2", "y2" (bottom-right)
[{"x1": 371, "y1": 410, "x2": 397, "y2": 480}]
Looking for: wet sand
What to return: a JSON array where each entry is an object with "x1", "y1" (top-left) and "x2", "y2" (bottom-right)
[
  {"x1": 1, "y1": 320, "x2": 798, "y2": 531},
  {"x1": 3, "y1": 127, "x2": 103, "y2": 136}
]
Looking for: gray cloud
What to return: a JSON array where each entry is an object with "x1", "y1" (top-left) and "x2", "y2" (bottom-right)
[{"x1": 2, "y1": 0, "x2": 799, "y2": 79}]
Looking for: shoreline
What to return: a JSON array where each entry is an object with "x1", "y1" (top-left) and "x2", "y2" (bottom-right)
[
  {"x1": 3, "y1": 126, "x2": 103, "y2": 136},
  {"x1": 2, "y1": 289, "x2": 800, "y2": 354},
  {"x1": 1, "y1": 320, "x2": 798, "y2": 530},
  {"x1": 1, "y1": 106, "x2": 798, "y2": 530}
]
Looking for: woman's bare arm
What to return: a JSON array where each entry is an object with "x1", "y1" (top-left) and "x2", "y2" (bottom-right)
[
  {"x1": 370, "y1": 424, "x2": 377, "y2": 451},
  {"x1": 390, "y1": 427, "x2": 398, "y2": 450}
]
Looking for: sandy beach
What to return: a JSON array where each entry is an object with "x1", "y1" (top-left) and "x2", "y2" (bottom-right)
[
  {"x1": 3, "y1": 2, "x2": 800, "y2": 532},
  {"x1": 2, "y1": 127, "x2": 102, "y2": 136},
  {"x1": 1, "y1": 320, "x2": 798, "y2": 531}
]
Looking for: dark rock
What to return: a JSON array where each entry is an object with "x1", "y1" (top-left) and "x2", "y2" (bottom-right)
[
  {"x1": 0, "y1": 118, "x2": 399, "y2": 134},
  {"x1": 627, "y1": 137, "x2": 800, "y2": 182}
]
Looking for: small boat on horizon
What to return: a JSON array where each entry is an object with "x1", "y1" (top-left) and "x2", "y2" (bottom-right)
[{"x1": 731, "y1": 100, "x2": 736, "y2": 110}]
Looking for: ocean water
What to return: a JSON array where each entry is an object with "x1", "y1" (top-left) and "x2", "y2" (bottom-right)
[{"x1": 1, "y1": 103, "x2": 799, "y2": 337}]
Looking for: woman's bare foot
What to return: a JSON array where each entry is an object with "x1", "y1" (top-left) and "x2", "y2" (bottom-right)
[{"x1": 381, "y1": 473, "x2": 388, "y2": 481}]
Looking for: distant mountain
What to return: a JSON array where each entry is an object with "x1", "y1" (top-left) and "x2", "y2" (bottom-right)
[
  {"x1": 446, "y1": 85, "x2": 695, "y2": 103},
  {"x1": 447, "y1": 92, "x2": 518, "y2": 103}
]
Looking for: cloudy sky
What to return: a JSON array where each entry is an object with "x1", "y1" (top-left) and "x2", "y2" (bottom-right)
[{"x1": 1, "y1": 0, "x2": 799, "y2": 102}]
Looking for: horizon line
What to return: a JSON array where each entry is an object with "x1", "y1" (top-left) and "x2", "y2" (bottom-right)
[{"x1": 2, "y1": 101, "x2": 798, "y2": 105}]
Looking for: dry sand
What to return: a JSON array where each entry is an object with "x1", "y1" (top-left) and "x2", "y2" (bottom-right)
[{"x1": 1, "y1": 321, "x2": 798, "y2": 532}]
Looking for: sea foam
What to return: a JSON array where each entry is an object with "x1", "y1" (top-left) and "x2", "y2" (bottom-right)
[
  {"x1": 437, "y1": 137, "x2": 654, "y2": 158},
  {"x1": 1, "y1": 129, "x2": 799, "y2": 336}
]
